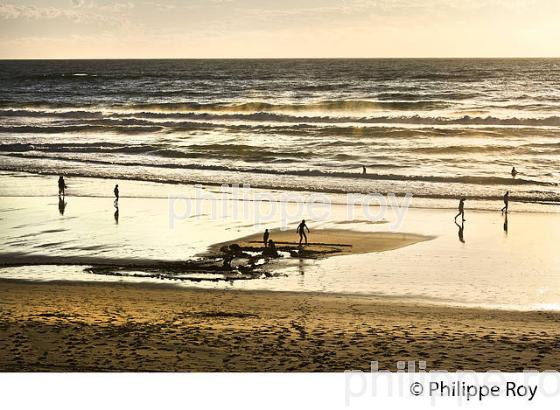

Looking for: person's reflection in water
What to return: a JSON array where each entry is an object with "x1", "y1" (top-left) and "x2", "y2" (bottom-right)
[
  {"x1": 58, "y1": 196, "x2": 67, "y2": 216},
  {"x1": 114, "y1": 206, "x2": 119, "y2": 225},
  {"x1": 455, "y1": 220, "x2": 465, "y2": 243},
  {"x1": 503, "y1": 213, "x2": 508, "y2": 234},
  {"x1": 298, "y1": 257, "x2": 305, "y2": 275},
  {"x1": 297, "y1": 258, "x2": 306, "y2": 287}
]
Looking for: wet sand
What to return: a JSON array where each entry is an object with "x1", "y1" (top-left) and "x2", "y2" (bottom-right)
[
  {"x1": 1, "y1": 279, "x2": 560, "y2": 372},
  {"x1": 211, "y1": 228, "x2": 433, "y2": 257},
  {"x1": 2, "y1": 172, "x2": 560, "y2": 310}
]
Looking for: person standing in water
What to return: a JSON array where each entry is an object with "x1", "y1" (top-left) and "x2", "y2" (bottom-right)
[
  {"x1": 511, "y1": 167, "x2": 518, "y2": 177},
  {"x1": 501, "y1": 191, "x2": 510, "y2": 215},
  {"x1": 362, "y1": 166, "x2": 367, "y2": 175},
  {"x1": 58, "y1": 175, "x2": 67, "y2": 197},
  {"x1": 114, "y1": 184, "x2": 119, "y2": 207},
  {"x1": 263, "y1": 229, "x2": 269, "y2": 248},
  {"x1": 297, "y1": 220, "x2": 310, "y2": 246},
  {"x1": 454, "y1": 198, "x2": 466, "y2": 222}
]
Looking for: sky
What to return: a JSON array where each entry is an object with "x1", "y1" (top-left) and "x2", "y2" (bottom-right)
[{"x1": 1, "y1": 0, "x2": 559, "y2": 58}]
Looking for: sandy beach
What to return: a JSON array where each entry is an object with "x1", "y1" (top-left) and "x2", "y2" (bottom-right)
[{"x1": 1, "y1": 279, "x2": 560, "y2": 372}]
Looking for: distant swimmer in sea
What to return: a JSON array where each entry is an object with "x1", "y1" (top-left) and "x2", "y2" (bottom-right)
[
  {"x1": 454, "y1": 198, "x2": 466, "y2": 222},
  {"x1": 297, "y1": 219, "x2": 310, "y2": 246},
  {"x1": 362, "y1": 166, "x2": 367, "y2": 175},
  {"x1": 58, "y1": 175, "x2": 67, "y2": 197},
  {"x1": 511, "y1": 167, "x2": 518, "y2": 178},
  {"x1": 455, "y1": 220, "x2": 465, "y2": 243},
  {"x1": 263, "y1": 229, "x2": 269, "y2": 248},
  {"x1": 114, "y1": 184, "x2": 119, "y2": 206},
  {"x1": 501, "y1": 191, "x2": 510, "y2": 215}
]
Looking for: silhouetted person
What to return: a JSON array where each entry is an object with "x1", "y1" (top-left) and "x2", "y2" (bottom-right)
[
  {"x1": 297, "y1": 219, "x2": 310, "y2": 246},
  {"x1": 455, "y1": 220, "x2": 465, "y2": 243},
  {"x1": 263, "y1": 239, "x2": 278, "y2": 257},
  {"x1": 268, "y1": 239, "x2": 277, "y2": 254},
  {"x1": 511, "y1": 167, "x2": 518, "y2": 178},
  {"x1": 362, "y1": 166, "x2": 366, "y2": 175},
  {"x1": 58, "y1": 196, "x2": 66, "y2": 216},
  {"x1": 58, "y1": 175, "x2": 67, "y2": 197},
  {"x1": 454, "y1": 198, "x2": 466, "y2": 222},
  {"x1": 263, "y1": 229, "x2": 269, "y2": 248},
  {"x1": 501, "y1": 191, "x2": 510, "y2": 215},
  {"x1": 114, "y1": 184, "x2": 119, "y2": 207}
]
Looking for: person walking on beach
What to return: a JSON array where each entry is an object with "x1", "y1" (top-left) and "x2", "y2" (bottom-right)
[
  {"x1": 114, "y1": 184, "x2": 119, "y2": 204},
  {"x1": 297, "y1": 220, "x2": 310, "y2": 246},
  {"x1": 501, "y1": 191, "x2": 510, "y2": 215},
  {"x1": 511, "y1": 167, "x2": 518, "y2": 178},
  {"x1": 58, "y1": 175, "x2": 67, "y2": 197},
  {"x1": 263, "y1": 229, "x2": 269, "y2": 248},
  {"x1": 454, "y1": 198, "x2": 466, "y2": 222}
]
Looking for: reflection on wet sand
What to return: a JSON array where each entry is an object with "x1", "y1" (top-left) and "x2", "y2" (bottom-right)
[
  {"x1": 455, "y1": 220, "x2": 465, "y2": 243},
  {"x1": 58, "y1": 197, "x2": 66, "y2": 216},
  {"x1": 298, "y1": 258, "x2": 305, "y2": 276}
]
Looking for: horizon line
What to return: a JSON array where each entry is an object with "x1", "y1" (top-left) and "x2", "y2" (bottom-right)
[{"x1": 2, "y1": 56, "x2": 560, "y2": 61}]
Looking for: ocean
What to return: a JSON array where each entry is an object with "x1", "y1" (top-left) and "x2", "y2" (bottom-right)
[{"x1": 1, "y1": 59, "x2": 559, "y2": 205}]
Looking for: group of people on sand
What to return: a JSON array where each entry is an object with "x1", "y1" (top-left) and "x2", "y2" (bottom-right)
[
  {"x1": 58, "y1": 175, "x2": 313, "y2": 247},
  {"x1": 454, "y1": 191, "x2": 511, "y2": 243},
  {"x1": 454, "y1": 167, "x2": 518, "y2": 223},
  {"x1": 452, "y1": 168, "x2": 518, "y2": 244},
  {"x1": 59, "y1": 164, "x2": 518, "y2": 245},
  {"x1": 57, "y1": 175, "x2": 119, "y2": 205},
  {"x1": 454, "y1": 191, "x2": 511, "y2": 223},
  {"x1": 261, "y1": 220, "x2": 311, "y2": 255},
  {"x1": 57, "y1": 176, "x2": 120, "y2": 221}
]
